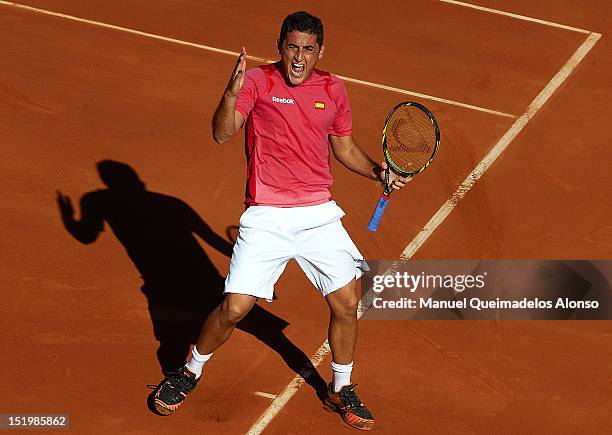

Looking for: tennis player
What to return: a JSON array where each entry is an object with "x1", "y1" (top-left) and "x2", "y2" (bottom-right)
[{"x1": 154, "y1": 11, "x2": 409, "y2": 430}]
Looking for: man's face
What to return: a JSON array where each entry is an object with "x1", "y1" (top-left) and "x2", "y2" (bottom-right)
[{"x1": 278, "y1": 31, "x2": 324, "y2": 86}]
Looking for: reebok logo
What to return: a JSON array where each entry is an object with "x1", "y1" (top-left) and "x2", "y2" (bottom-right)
[{"x1": 272, "y1": 96, "x2": 295, "y2": 105}]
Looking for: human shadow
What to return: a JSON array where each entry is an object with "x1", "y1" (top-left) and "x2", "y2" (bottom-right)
[{"x1": 56, "y1": 160, "x2": 327, "y2": 405}]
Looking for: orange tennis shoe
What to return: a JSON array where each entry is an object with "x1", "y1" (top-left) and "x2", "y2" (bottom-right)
[{"x1": 324, "y1": 383, "x2": 375, "y2": 431}]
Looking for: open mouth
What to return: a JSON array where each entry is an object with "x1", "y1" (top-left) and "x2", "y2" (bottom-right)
[{"x1": 290, "y1": 62, "x2": 305, "y2": 78}]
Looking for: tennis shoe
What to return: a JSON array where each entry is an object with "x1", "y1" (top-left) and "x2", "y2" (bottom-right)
[
  {"x1": 154, "y1": 366, "x2": 199, "y2": 415},
  {"x1": 324, "y1": 383, "x2": 374, "y2": 431}
]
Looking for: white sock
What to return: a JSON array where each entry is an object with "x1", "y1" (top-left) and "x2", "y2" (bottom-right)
[
  {"x1": 185, "y1": 346, "x2": 212, "y2": 379},
  {"x1": 331, "y1": 361, "x2": 353, "y2": 393}
]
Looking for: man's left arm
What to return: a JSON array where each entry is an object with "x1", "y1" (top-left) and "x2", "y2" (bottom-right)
[{"x1": 329, "y1": 135, "x2": 410, "y2": 191}]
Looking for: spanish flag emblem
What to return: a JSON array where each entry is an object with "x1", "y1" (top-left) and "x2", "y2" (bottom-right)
[{"x1": 314, "y1": 101, "x2": 325, "y2": 110}]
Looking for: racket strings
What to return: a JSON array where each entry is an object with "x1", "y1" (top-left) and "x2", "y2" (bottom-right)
[{"x1": 385, "y1": 105, "x2": 437, "y2": 172}]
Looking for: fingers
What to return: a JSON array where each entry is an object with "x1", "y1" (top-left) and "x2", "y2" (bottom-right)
[
  {"x1": 379, "y1": 161, "x2": 414, "y2": 190},
  {"x1": 233, "y1": 47, "x2": 247, "y2": 78},
  {"x1": 391, "y1": 177, "x2": 412, "y2": 190},
  {"x1": 384, "y1": 167, "x2": 411, "y2": 191},
  {"x1": 227, "y1": 47, "x2": 247, "y2": 96},
  {"x1": 390, "y1": 175, "x2": 412, "y2": 190}
]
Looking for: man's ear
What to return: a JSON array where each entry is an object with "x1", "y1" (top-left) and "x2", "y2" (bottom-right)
[
  {"x1": 318, "y1": 44, "x2": 325, "y2": 60},
  {"x1": 276, "y1": 39, "x2": 282, "y2": 53}
]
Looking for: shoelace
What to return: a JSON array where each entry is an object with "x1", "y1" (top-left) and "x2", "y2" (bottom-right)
[
  {"x1": 165, "y1": 370, "x2": 196, "y2": 391},
  {"x1": 338, "y1": 385, "x2": 363, "y2": 409},
  {"x1": 338, "y1": 385, "x2": 373, "y2": 419}
]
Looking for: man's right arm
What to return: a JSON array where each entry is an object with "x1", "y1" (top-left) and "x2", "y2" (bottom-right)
[
  {"x1": 212, "y1": 93, "x2": 244, "y2": 144},
  {"x1": 212, "y1": 47, "x2": 247, "y2": 144}
]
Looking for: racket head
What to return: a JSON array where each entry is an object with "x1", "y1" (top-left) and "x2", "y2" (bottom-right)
[{"x1": 382, "y1": 102, "x2": 440, "y2": 177}]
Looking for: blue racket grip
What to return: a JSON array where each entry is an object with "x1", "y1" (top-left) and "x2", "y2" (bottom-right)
[{"x1": 367, "y1": 194, "x2": 390, "y2": 232}]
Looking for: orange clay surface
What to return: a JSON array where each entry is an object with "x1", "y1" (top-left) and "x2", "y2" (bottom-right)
[{"x1": 1, "y1": 1, "x2": 611, "y2": 433}]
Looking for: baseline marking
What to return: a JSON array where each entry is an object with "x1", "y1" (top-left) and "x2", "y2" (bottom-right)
[
  {"x1": 246, "y1": 31, "x2": 601, "y2": 435},
  {"x1": 0, "y1": 1, "x2": 270, "y2": 62},
  {"x1": 439, "y1": 0, "x2": 591, "y2": 34},
  {"x1": 335, "y1": 74, "x2": 514, "y2": 118},
  {"x1": 0, "y1": 0, "x2": 515, "y2": 119}
]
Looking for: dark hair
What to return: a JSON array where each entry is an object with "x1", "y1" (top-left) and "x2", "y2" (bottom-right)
[{"x1": 278, "y1": 11, "x2": 324, "y2": 49}]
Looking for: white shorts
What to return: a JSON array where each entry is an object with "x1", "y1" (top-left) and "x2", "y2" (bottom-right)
[{"x1": 224, "y1": 201, "x2": 367, "y2": 302}]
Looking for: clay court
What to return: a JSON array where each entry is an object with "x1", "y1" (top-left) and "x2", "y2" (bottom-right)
[{"x1": 1, "y1": 0, "x2": 611, "y2": 433}]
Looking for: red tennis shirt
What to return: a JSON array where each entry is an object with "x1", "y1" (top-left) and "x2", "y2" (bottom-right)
[{"x1": 235, "y1": 62, "x2": 352, "y2": 207}]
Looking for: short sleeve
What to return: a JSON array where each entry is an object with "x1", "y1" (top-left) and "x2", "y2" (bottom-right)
[
  {"x1": 235, "y1": 69, "x2": 261, "y2": 120},
  {"x1": 328, "y1": 78, "x2": 352, "y2": 136}
]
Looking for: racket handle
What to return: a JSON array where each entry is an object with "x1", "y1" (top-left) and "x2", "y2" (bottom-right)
[{"x1": 367, "y1": 194, "x2": 390, "y2": 232}]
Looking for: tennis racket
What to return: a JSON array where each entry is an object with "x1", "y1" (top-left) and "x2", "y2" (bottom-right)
[{"x1": 367, "y1": 102, "x2": 440, "y2": 232}]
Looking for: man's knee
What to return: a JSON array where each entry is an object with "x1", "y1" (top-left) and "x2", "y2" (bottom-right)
[
  {"x1": 220, "y1": 294, "x2": 256, "y2": 325},
  {"x1": 335, "y1": 297, "x2": 359, "y2": 318},
  {"x1": 327, "y1": 281, "x2": 360, "y2": 319}
]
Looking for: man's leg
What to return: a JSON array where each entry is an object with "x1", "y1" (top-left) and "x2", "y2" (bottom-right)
[
  {"x1": 187, "y1": 293, "x2": 257, "y2": 375},
  {"x1": 324, "y1": 279, "x2": 375, "y2": 431},
  {"x1": 154, "y1": 293, "x2": 256, "y2": 415},
  {"x1": 326, "y1": 279, "x2": 359, "y2": 367}
]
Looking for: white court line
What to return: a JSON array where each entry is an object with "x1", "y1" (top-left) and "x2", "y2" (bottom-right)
[
  {"x1": 399, "y1": 31, "x2": 601, "y2": 259},
  {"x1": 246, "y1": 342, "x2": 330, "y2": 435},
  {"x1": 246, "y1": 31, "x2": 601, "y2": 435},
  {"x1": 254, "y1": 391, "x2": 277, "y2": 400},
  {"x1": 335, "y1": 74, "x2": 514, "y2": 118},
  {"x1": 0, "y1": 0, "x2": 515, "y2": 119},
  {"x1": 439, "y1": 0, "x2": 591, "y2": 34},
  {"x1": 0, "y1": 1, "x2": 269, "y2": 62}
]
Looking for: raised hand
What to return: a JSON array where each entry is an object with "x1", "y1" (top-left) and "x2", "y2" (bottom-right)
[{"x1": 226, "y1": 47, "x2": 247, "y2": 97}]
